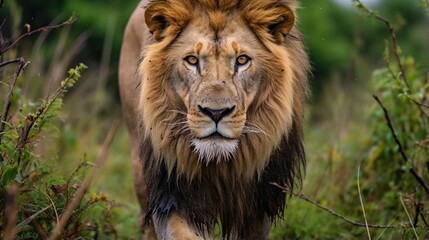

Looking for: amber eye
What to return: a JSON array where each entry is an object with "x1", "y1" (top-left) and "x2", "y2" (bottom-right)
[
  {"x1": 236, "y1": 55, "x2": 251, "y2": 66},
  {"x1": 184, "y1": 55, "x2": 199, "y2": 66}
]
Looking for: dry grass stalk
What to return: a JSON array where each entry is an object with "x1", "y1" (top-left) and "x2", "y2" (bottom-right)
[{"x1": 47, "y1": 121, "x2": 119, "y2": 240}]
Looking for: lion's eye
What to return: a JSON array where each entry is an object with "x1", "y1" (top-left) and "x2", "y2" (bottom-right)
[
  {"x1": 236, "y1": 55, "x2": 251, "y2": 66},
  {"x1": 184, "y1": 55, "x2": 199, "y2": 66}
]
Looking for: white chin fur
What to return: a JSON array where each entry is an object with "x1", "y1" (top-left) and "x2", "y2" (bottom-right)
[{"x1": 191, "y1": 138, "x2": 238, "y2": 164}]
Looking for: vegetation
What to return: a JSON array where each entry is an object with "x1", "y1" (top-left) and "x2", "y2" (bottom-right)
[
  {"x1": 272, "y1": 0, "x2": 429, "y2": 239},
  {"x1": 0, "y1": 16, "x2": 125, "y2": 240},
  {"x1": 1, "y1": 0, "x2": 428, "y2": 239}
]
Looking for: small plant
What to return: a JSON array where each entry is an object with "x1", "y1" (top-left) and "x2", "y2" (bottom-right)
[{"x1": 0, "y1": 17, "x2": 119, "y2": 240}]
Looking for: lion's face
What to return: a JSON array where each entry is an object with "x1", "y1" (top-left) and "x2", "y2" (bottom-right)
[
  {"x1": 139, "y1": 0, "x2": 308, "y2": 179},
  {"x1": 167, "y1": 18, "x2": 265, "y2": 161}
]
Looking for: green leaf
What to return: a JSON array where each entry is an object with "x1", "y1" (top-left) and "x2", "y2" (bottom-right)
[{"x1": 1, "y1": 165, "x2": 18, "y2": 186}]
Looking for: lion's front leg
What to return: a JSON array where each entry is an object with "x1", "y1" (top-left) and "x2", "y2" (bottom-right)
[{"x1": 152, "y1": 211, "x2": 210, "y2": 240}]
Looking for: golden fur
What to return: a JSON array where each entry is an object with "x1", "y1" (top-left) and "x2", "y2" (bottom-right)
[
  {"x1": 119, "y1": 0, "x2": 309, "y2": 238},
  {"x1": 139, "y1": 0, "x2": 308, "y2": 180}
]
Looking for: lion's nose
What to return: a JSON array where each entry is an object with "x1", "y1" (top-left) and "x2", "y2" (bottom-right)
[{"x1": 198, "y1": 105, "x2": 235, "y2": 123}]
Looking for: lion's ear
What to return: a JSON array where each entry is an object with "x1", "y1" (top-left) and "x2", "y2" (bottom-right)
[
  {"x1": 267, "y1": 6, "x2": 295, "y2": 44},
  {"x1": 244, "y1": 4, "x2": 295, "y2": 45},
  {"x1": 145, "y1": 2, "x2": 171, "y2": 41},
  {"x1": 145, "y1": 1, "x2": 190, "y2": 41}
]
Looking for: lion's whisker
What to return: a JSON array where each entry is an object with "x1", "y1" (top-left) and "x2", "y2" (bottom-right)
[
  {"x1": 244, "y1": 122, "x2": 268, "y2": 135},
  {"x1": 169, "y1": 121, "x2": 191, "y2": 134},
  {"x1": 243, "y1": 123, "x2": 277, "y2": 144},
  {"x1": 167, "y1": 120, "x2": 188, "y2": 127},
  {"x1": 167, "y1": 109, "x2": 188, "y2": 116}
]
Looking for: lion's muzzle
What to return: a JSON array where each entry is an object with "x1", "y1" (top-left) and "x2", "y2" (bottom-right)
[
  {"x1": 190, "y1": 104, "x2": 241, "y2": 139},
  {"x1": 198, "y1": 105, "x2": 235, "y2": 124},
  {"x1": 187, "y1": 84, "x2": 245, "y2": 162}
]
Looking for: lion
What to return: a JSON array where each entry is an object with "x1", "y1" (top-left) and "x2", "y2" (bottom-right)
[{"x1": 118, "y1": 0, "x2": 310, "y2": 239}]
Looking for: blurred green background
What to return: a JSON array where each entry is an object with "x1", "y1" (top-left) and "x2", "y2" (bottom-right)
[{"x1": 1, "y1": 0, "x2": 428, "y2": 239}]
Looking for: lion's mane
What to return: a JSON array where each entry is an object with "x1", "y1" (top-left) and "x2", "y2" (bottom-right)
[{"x1": 138, "y1": 0, "x2": 310, "y2": 238}]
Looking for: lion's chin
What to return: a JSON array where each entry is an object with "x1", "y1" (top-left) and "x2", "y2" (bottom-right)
[{"x1": 191, "y1": 137, "x2": 238, "y2": 164}]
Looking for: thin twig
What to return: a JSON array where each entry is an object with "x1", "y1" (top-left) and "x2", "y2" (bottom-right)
[
  {"x1": 373, "y1": 96, "x2": 407, "y2": 161},
  {"x1": 357, "y1": 164, "x2": 371, "y2": 239},
  {"x1": 0, "y1": 58, "x2": 23, "y2": 68},
  {"x1": 373, "y1": 16, "x2": 409, "y2": 89},
  {"x1": 413, "y1": 199, "x2": 421, "y2": 227},
  {"x1": 0, "y1": 58, "x2": 29, "y2": 143},
  {"x1": 413, "y1": 100, "x2": 429, "y2": 109},
  {"x1": 373, "y1": 95, "x2": 429, "y2": 194},
  {"x1": 47, "y1": 121, "x2": 119, "y2": 240},
  {"x1": 0, "y1": 17, "x2": 76, "y2": 55},
  {"x1": 272, "y1": 183, "x2": 413, "y2": 229},
  {"x1": 13, "y1": 205, "x2": 52, "y2": 234}
]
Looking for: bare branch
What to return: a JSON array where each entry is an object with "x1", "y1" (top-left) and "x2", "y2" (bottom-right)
[
  {"x1": 374, "y1": 16, "x2": 409, "y2": 88},
  {"x1": 272, "y1": 183, "x2": 424, "y2": 229},
  {"x1": 0, "y1": 17, "x2": 76, "y2": 55},
  {"x1": 47, "y1": 121, "x2": 119, "y2": 240},
  {"x1": 413, "y1": 100, "x2": 429, "y2": 109},
  {"x1": 0, "y1": 58, "x2": 23, "y2": 69},
  {"x1": 414, "y1": 202, "x2": 421, "y2": 227},
  {"x1": 0, "y1": 58, "x2": 29, "y2": 143},
  {"x1": 373, "y1": 95, "x2": 429, "y2": 194}
]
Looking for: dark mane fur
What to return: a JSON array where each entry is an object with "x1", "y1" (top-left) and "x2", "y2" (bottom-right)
[{"x1": 141, "y1": 119, "x2": 305, "y2": 239}]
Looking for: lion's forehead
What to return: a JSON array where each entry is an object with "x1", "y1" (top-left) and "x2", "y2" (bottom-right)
[{"x1": 179, "y1": 27, "x2": 256, "y2": 61}]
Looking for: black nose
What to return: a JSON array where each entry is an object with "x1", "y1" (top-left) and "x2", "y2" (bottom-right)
[{"x1": 198, "y1": 106, "x2": 235, "y2": 123}]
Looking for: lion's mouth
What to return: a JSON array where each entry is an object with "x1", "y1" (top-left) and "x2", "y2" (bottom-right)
[
  {"x1": 200, "y1": 132, "x2": 233, "y2": 140},
  {"x1": 191, "y1": 136, "x2": 238, "y2": 163}
]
